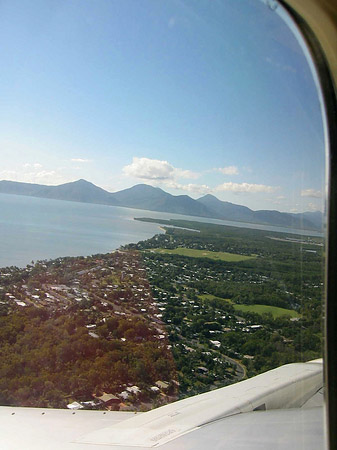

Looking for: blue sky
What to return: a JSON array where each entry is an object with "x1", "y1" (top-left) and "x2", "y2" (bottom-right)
[{"x1": 0, "y1": 0, "x2": 326, "y2": 212}]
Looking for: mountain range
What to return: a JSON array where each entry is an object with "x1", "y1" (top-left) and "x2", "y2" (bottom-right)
[{"x1": 0, "y1": 179, "x2": 323, "y2": 231}]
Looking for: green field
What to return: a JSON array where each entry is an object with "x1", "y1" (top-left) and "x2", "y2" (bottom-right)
[
  {"x1": 199, "y1": 294, "x2": 300, "y2": 319},
  {"x1": 199, "y1": 294, "x2": 232, "y2": 303},
  {"x1": 148, "y1": 247, "x2": 255, "y2": 262},
  {"x1": 233, "y1": 304, "x2": 300, "y2": 319}
]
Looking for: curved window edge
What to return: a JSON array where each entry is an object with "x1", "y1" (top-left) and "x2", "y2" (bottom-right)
[{"x1": 280, "y1": 1, "x2": 337, "y2": 449}]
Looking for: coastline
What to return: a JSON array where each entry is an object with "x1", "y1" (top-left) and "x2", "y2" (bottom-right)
[
  {"x1": 0, "y1": 193, "x2": 323, "y2": 268},
  {"x1": 0, "y1": 191, "x2": 323, "y2": 235}
]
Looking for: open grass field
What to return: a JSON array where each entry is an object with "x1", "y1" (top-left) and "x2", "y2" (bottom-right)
[
  {"x1": 199, "y1": 294, "x2": 300, "y2": 319},
  {"x1": 233, "y1": 304, "x2": 300, "y2": 319},
  {"x1": 199, "y1": 294, "x2": 232, "y2": 303},
  {"x1": 148, "y1": 247, "x2": 255, "y2": 262}
]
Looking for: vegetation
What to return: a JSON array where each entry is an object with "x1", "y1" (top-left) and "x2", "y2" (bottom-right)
[
  {"x1": 0, "y1": 309, "x2": 175, "y2": 408},
  {"x1": 150, "y1": 247, "x2": 254, "y2": 262},
  {"x1": 0, "y1": 251, "x2": 177, "y2": 410},
  {"x1": 198, "y1": 294, "x2": 300, "y2": 318},
  {"x1": 233, "y1": 303, "x2": 300, "y2": 319},
  {"x1": 0, "y1": 217, "x2": 324, "y2": 407},
  {"x1": 127, "y1": 219, "x2": 324, "y2": 389}
]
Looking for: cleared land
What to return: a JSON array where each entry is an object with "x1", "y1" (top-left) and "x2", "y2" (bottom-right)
[
  {"x1": 233, "y1": 304, "x2": 300, "y2": 319},
  {"x1": 148, "y1": 247, "x2": 255, "y2": 262},
  {"x1": 199, "y1": 294, "x2": 232, "y2": 303},
  {"x1": 199, "y1": 294, "x2": 300, "y2": 319}
]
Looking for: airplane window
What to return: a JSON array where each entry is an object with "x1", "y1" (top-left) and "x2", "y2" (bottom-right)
[{"x1": 0, "y1": 0, "x2": 330, "y2": 448}]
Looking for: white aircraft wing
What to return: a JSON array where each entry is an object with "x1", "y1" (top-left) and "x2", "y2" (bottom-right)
[{"x1": 0, "y1": 360, "x2": 325, "y2": 449}]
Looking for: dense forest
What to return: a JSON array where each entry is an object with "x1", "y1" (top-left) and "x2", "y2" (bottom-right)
[
  {"x1": 0, "y1": 308, "x2": 175, "y2": 408},
  {"x1": 0, "y1": 251, "x2": 177, "y2": 409}
]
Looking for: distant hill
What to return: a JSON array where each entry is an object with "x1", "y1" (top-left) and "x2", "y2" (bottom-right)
[
  {"x1": 252, "y1": 209, "x2": 315, "y2": 230},
  {"x1": 291, "y1": 211, "x2": 324, "y2": 230},
  {"x1": 0, "y1": 179, "x2": 322, "y2": 231},
  {"x1": 197, "y1": 193, "x2": 321, "y2": 230},
  {"x1": 111, "y1": 184, "x2": 212, "y2": 217},
  {"x1": 0, "y1": 179, "x2": 120, "y2": 206},
  {"x1": 197, "y1": 194, "x2": 253, "y2": 222}
]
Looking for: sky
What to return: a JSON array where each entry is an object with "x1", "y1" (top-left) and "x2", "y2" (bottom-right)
[{"x1": 0, "y1": 0, "x2": 326, "y2": 213}]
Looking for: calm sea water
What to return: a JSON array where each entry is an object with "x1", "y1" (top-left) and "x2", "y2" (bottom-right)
[{"x1": 0, "y1": 193, "x2": 322, "y2": 268}]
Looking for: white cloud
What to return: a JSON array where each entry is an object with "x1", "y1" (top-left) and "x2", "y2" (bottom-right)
[
  {"x1": 122, "y1": 157, "x2": 280, "y2": 198},
  {"x1": 301, "y1": 189, "x2": 322, "y2": 198},
  {"x1": 123, "y1": 157, "x2": 199, "y2": 181},
  {"x1": 307, "y1": 202, "x2": 321, "y2": 212},
  {"x1": 0, "y1": 170, "x2": 18, "y2": 179},
  {"x1": 174, "y1": 168, "x2": 199, "y2": 179},
  {"x1": 163, "y1": 179, "x2": 276, "y2": 196},
  {"x1": 22, "y1": 163, "x2": 43, "y2": 169},
  {"x1": 215, "y1": 182, "x2": 277, "y2": 194},
  {"x1": 9, "y1": 163, "x2": 69, "y2": 185},
  {"x1": 22, "y1": 170, "x2": 66, "y2": 184},
  {"x1": 215, "y1": 166, "x2": 239, "y2": 175},
  {"x1": 164, "y1": 180, "x2": 211, "y2": 195},
  {"x1": 183, "y1": 184, "x2": 210, "y2": 194},
  {"x1": 33, "y1": 170, "x2": 58, "y2": 180},
  {"x1": 70, "y1": 158, "x2": 91, "y2": 163},
  {"x1": 123, "y1": 157, "x2": 174, "y2": 180},
  {"x1": 0, "y1": 168, "x2": 69, "y2": 185}
]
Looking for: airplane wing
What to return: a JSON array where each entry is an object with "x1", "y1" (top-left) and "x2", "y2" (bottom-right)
[{"x1": 0, "y1": 359, "x2": 325, "y2": 449}]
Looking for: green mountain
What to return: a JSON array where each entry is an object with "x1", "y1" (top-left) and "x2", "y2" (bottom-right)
[
  {"x1": 0, "y1": 179, "x2": 120, "y2": 206},
  {"x1": 197, "y1": 193, "x2": 320, "y2": 230},
  {"x1": 0, "y1": 179, "x2": 322, "y2": 230},
  {"x1": 111, "y1": 184, "x2": 212, "y2": 217},
  {"x1": 197, "y1": 194, "x2": 253, "y2": 222}
]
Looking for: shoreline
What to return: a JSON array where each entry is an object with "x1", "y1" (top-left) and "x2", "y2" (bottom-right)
[
  {"x1": 0, "y1": 191, "x2": 323, "y2": 235},
  {"x1": 0, "y1": 193, "x2": 323, "y2": 269}
]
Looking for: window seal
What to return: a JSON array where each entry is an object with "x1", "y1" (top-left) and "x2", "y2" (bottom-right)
[{"x1": 280, "y1": 2, "x2": 337, "y2": 449}]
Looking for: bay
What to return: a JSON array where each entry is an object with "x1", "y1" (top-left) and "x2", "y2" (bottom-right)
[
  {"x1": 0, "y1": 194, "x2": 165, "y2": 268},
  {"x1": 0, "y1": 193, "x2": 322, "y2": 268}
]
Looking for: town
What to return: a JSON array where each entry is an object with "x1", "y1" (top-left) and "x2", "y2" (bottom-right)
[{"x1": 0, "y1": 220, "x2": 323, "y2": 410}]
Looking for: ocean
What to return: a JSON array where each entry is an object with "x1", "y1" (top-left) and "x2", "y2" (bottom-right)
[{"x1": 0, "y1": 193, "x2": 323, "y2": 268}]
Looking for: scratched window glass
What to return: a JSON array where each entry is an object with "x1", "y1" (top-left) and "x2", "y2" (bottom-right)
[{"x1": 0, "y1": 0, "x2": 325, "y2": 434}]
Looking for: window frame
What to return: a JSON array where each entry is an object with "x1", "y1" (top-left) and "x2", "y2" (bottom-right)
[{"x1": 280, "y1": 1, "x2": 337, "y2": 448}]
